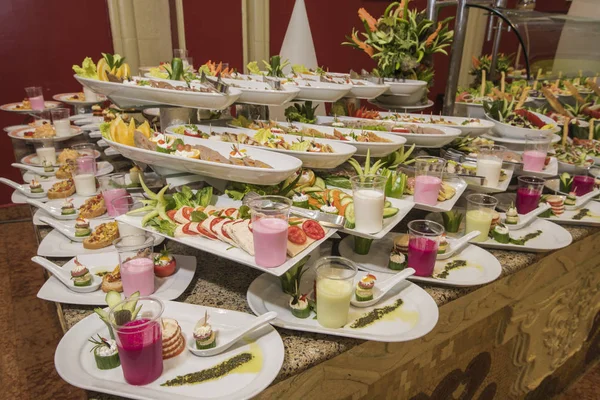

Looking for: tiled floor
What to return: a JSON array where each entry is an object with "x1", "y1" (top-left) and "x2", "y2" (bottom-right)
[{"x1": 0, "y1": 207, "x2": 85, "y2": 400}]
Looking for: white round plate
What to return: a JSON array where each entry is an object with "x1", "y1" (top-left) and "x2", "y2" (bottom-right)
[
  {"x1": 21, "y1": 149, "x2": 102, "y2": 166},
  {"x1": 481, "y1": 132, "x2": 561, "y2": 145},
  {"x1": 383, "y1": 79, "x2": 427, "y2": 96},
  {"x1": 247, "y1": 269, "x2": 438, "y2": 342},
  {"x1": 378, "y1": 112, "x2": 495, "y2": 137},
  {"x1": 55, "y1": 301, "x2": 284, "y2": 400},
  {"x1": 0, "y1": 101, "x2": 61, "y2": 113},
  {"x1": 165, "y1": 124, "x2": 357, "y2": 169},
  {"x1": 9, "y1": 126, "x2": 83, "y2": 142},
  {"x1": 369, "y1": 99, "x2": 434, "y2": 112},
  {"x1": 23, "y1": 161, "x2": 113, "y2": 183},
  {"x1": 70, "y1": 113, "x2": 94, "y2": 121},
  {"x1": 283, "y1": 79, "x2": 352, "y2": 102},
  {"x1": 557, "y1": 159, "x2": 593, "y2": 174},
  {"x1": 376, "y1": 89, "x2": 426, "y2": 107},
  {"x1": 75, "y1": 75, "x2": 242, "y2": 110},
  {"x1": 73, "y1": 116, "x2": 104, "y2": 126},
  {"x1": 300, "y1": 73, "x2": 390, "y2": 100},
  {"x1": 221, "y1": 78, "x2": 300, "y2": 106},
  {"x1": 338, "y1": 234, "x2": 502, "y2": 287},
  {"x1": 38, "y1": 253, "x2": 196, "y2": 305},
  {"x1": 486, "y1": 111, "x2": 560, "y2": 140},
  {"x1": 4, "y1": 124, "x2": 29, "y2": 133},
  {"x1": 53, "y1": 92, "x2": 107, "y2": 106}
]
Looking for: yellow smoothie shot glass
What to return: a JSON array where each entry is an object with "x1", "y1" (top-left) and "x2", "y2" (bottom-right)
[
  {"x1": 315, "y1": 256, "x2": 358, "y2": 329},
  {"x1": 465, "y1": 193, "x2": 498, "y2": 242}
]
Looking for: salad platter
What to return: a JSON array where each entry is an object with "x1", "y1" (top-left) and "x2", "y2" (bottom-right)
[
  {"x1": 297, "y1": 72, "x2": 389, "y2": 99},
  {"x1": 55, "y1": 300, "x2": 284, "y2": 400},
  {"x1": 220, "y1": 78, "x2": 300, "y2": 106},
  {"x1": 8, "y1": 125, "x2": 83, "y2": 142},
  {"x1": 282, "y1": 79, "x2": 352, "y2": 102},
  {"x1": 53, "y1": 92, "x2": 107, "y2": 106},
  {"x1": 75, "y1": 75, "x2": 242, "y2": 110},
  {"x1": 0, "y1": 101, "x2": 62, "y2": 113},
  {"x1": 369, "y1": 99, "x2": 434, "y2": 112},
  {"x1": 37, "y1": 253, "x2": 196, "y2": 305},
  {"x1": 234, "y1": 120, "x2": 406, "y2": 157},
  {"x1": 164, "y1": 124, "x2": 357, "y2": 169},
  {"x1": 338, "y1": 234, "x2": 502, "y2": 287},
  {"x1": 316, "y1": 116, "x2": 462, "y2": 148},
  {"x1": 247, "y1": 269, "x2": 438, "y2": 342},
  {"x1": 377, "y1": 112, "x2": 495, "y2": 137},
  {"x1": 104, "y1": 134, "x2": 302, "y2": 186}
]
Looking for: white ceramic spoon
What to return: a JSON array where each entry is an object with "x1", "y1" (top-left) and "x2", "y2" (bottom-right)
[
  {"x1": 438, "y1": 230, "x2": 481, "y2": 260},
  {"x1": 27, "y1": 199, "x2": 78, "y2": 220},
  {"x1": 187, "y1": 311, "x2": 278, "y2": 357},
  {"x1": 39, "y1": 216, "x2": 85, "y2": 242},
  {"x1": 350, "y1": 268, "x2": 415, "y2": 308},
  {"x1": 31, "y1": 256, "x2": 100, "y2": 293},
  {"x1": 12, "y1": 163, "x2": 56, "y2": 177},
  {"x1": 505, "y1": 203, "x2": 551, "y2": 231},
  {"x1": 0, "y1": 177, "x2": 47, "y2": 199},
  {"x1": 566, "y1": 189, "x2": 600, "y2": 211}
]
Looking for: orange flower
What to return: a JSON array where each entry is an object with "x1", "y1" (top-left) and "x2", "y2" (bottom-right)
[
  {"x1": 352, "y1": 32, "x2": 374, "y2": 57},
  {"x1": 425, "y1": 22, "x2": 442, "y2": 47},
  {"x1": 398, "y1": 0, "x2": 406, "y2": 19},
  {"x1": 358, "y1": 8, "x2": 377, "y2": 32},
  {"x1": 472, "y1": 56, "x2": 481, "y2": 69}
]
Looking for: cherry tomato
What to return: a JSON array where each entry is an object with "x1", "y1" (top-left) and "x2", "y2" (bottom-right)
[
  {"x1": 302, "y1": 220, "x2": 325, "y2": 240},
  {"x1": 154, "y1": 258, "x2": 176, "y2": 277},
  {"x1": 288, "y1": 226, "x2": 307, "y2": 244}
]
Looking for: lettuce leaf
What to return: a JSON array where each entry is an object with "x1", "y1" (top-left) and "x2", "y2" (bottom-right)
[
  {"x1": 73, "y1": 57, "x2": 98, "y2": 79},
  {"x1": 246, "y1": 61, "x2": 263, "y2": 75},
  {"x1": 99, "y1": 122, "x2": 111, "y2": 140},
  {"x1": 290, "y1": 140, "x2": 311, "y2": 152},
  {"x1": 253, "y1": 128, "x2": 272, "y2": 144}
]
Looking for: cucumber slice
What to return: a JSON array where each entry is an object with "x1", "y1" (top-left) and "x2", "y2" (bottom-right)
[
  {"x1": 355, "y1": 290, "x2": 373, "y2": 302},
  {"x1": 291, "y1": 306, "x2": 311, "y2": 319},
  {"x1": 74, "y1": 229, "x2": 91, "y2": 237},
  {"x1": 383, "y1": 207, "x2": 399, "y2": 218},
  {"x1": 131, "y1": 304, "x2": 143, "y2": 320},
  {"x1": 73, "y1": 273, "x2": 92, "y2": 287},
  {"x1": 105, "y1": 291, "x2": 123, "y2": 309},
  {"x1": 123, "y1": 291, "x2": 140, "y2": 313},
  {"x1": 94, "y1": 350, "x2": 120, "y2": 370},
  {"x1": 196, "y1": 332, "x2": 216, "y2": 349},
  {"x1": 384, "y1": 201, "x2": 392, "y2": 208},
  {"x1": 302, "y1": 186, "x2": 324, "y2": 193},
  {"x1": 344, "y1": 203, "x2": 355, "y2": 229},
  {"x1": 340, "y1": 197, "x2": 353, "y2": 207},
  {"x1": 113, "y1": 309, "x2": 132, "y2": 326},
  {"x1": 314, "y1": 177, "x2": 326, "y2": 189}
]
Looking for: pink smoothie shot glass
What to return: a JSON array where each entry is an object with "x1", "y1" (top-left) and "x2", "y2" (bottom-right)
[
  {"x1": 516, "y1": 176, "x2": 545, "y2": 214},
  {"x1": 522, "y1": 150, "x2": 546, "y2": 172},
  {"x1": 121, "y1": 257, "x2": 155, "y2": 296},
  {"x1": 414, "y1": 175, "x2": 442, "y2": 205},
  {"x1": 252, "y1": 218, "x2": 288, "y2": 267},
  {"x1": 25, "y1": 86, "x2": 45, "y2": 110},
  {"x1": 573, "y1": 175, "x2": 595, "y2": 196},
  {"x1": 103, "y1": 188, "x2": 128, "y2": 217},
  {"x1": 408, "y1": 237, "x2": 439, "y2": 276}
]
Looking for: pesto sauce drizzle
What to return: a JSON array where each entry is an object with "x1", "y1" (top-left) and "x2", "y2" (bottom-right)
[
  {"x1": 161, "y1": 353, "x2": 253, "y2": 387},
  {"x1": 435, "y1": 259, "x2": 468, "y2": 279},
  {"x1": 509, "y1": 229, "x2": 542, "y2": 245},
  {"x1": 350, "y1": 299, "x2": 403, "y2": 329},
  {"x1": 573, "y1": 208, "x2": 590, "y2": 220}
]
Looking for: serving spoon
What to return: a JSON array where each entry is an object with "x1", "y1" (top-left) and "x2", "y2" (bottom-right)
[
  {"x1": 12, "y1": 162, "x2": 56, "y2": 177},
  {"x1": 505, "y1": 203, "x2": 550, "y2": 231},
  {"x1": 187, "y1": 311, "x2": 277, "y2": 357},
  {"x1": 566, "y1": 189, "x2": 600, "y2": 211},
  {"x1": 31, "y1": 256, "x2": 100, "y2": 293},
  {"x1": 438, "y1": 231, "x2": 481, "y2": 260},
  {"x1": 350, "y1": 268, "x2": 415, "y2": 308},
  {"x1": 0, "y1": 177, "x2": 47, "y2": 199},
  {"x1": 27, "y1": 199, "x2": 78, "y2": 220},
  {"x1": 39, "y1": 216, "x2": 85, "y2": 242}
]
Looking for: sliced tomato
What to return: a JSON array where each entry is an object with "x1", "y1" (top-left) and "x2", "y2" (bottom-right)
[
  {"x1": 184, "y1": 130, "x2": 201, "y2": 137},
  {"x1": 196, "y1": 224, "x2": 218, "y2": 240},
  {"x1": 224, "y1": 208, "x2": 237, "y2": 217},
  {"x1": 181, "y1": 206, "x2": 194, "y2": 221},
  {"x1": 210, "y1": 217, "x2": 224, "y2": 234},
  {"x1": 392, "y1": 127, "x2": 410, "y2": 133},
  {"x1": 221, "y1": 220, "x2": 234, "y2": 239},
  {"x1": 302, "y1": 220, "x2": 325, "y2": 240},
  {"x1": 182, "y1": 222, "x2": 199, "y2": 235},
  {"x1": 166, "y1": 210, "x2": 177, "y2": 222},
  {"x1": 288, "y1": 226, "x2": 307, "y2": 244}
]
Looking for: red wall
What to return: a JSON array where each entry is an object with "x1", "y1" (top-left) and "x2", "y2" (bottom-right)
[
  {"x1": 0, "y1": 0, "x2": 113, "y2": 205},
  {"x1": 181, "y1": 0, "x2": 244, "y2": 71}
]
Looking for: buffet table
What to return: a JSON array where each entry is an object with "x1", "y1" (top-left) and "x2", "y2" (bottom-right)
[{"x1": 44, "y1": 219, "x2": 600, "y2": 399}]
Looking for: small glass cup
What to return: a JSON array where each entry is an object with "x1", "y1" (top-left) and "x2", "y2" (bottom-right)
[
  {"x1": 73, "y1": 161, "x2": 97, "y2": 196},
  {"x1": 523, "y1": 133, "x2": 551, "y2": 172},
  {"x1": 465, "y1": 193, "x2": 498, "y2": 242},
  {"x1": 413, "y1": 156, "x2": 446, "y2": 205},
  {"x1": 516, "y1": 176, "x2": 545, "y2": 214},
  {"x1": 82, "y1": 85, "x2": 99, "y2": 102},
  {"x1": 476, "y1": 145, "x2": 506, "y2": 187},
  {"x1": 407, "y1": 220, "x2": 444, "y2": 277},
  {"x1": 350, "y1": 174, "x2": 387, "y2": 233},
  {"x1": 173, "y1": 48, "x2": 188, "y2": 59},
  {"x1": 248, "y1": 196, "x2": 292, "y2": 268},
  {"x1": 111, "y1": 194, "x2": 147, "y2": 237},
  {"x1": 76, "y1": 155, "x2": 96, "y2": 175},
  {"x1": 315, "y1": 256, "x2": 357, "y2": 328},
  {"x1": 51, "y1": 108, "x2": 71, "y2": 137},
  {"x1": 184, "y1": 57, "x2": 194, "y2": 70},
  {"x1": 25, "y1": 86, "x2": 44, "y2": 110},
  {"x1": 572, "y1": 175, "x2": 595, "y2": 196},
  {"x1": 99, "y1": 174, "x2": 128, "y2": 217},
  {"x1": 114, "y1": 233, "x2": 155, "y2": 297},
  {"x1": 35, "y1": 142, "x2": 57, "y2": 165},
  {"x1": 32, "y1": 110, "x2": 52, "y2": 126},
  {"x1": 109, "y1": 296, "x2": 163, "y2": 385},
  {"x1": 72, "y1": 143, "x2": 96, "y2": 158}
]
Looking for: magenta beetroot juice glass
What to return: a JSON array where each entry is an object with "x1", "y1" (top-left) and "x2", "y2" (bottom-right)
[
  {"x1": 407, "y1": 220, "x2": 444, "y2": 277},
  {"x1": 109, "y1": 297, "x2": 164, "y2": 385},
  {"x1": 572, "y1": 175, "x2": 595, "y2": 196},
  {"x1": 248, "y1": 196, "x2": 291, "y2": 268},
  {"x1": 516, "y1": 176, "x2": 545, "y2": 214}
]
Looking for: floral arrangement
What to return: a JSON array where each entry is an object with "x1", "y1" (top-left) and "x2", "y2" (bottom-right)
[
  {"x1": 343, "y1": 0, "x2": 453, "y2": 83},
  {"x1": 469, "y1": 53, "x2": 514, "y2": 86}
]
